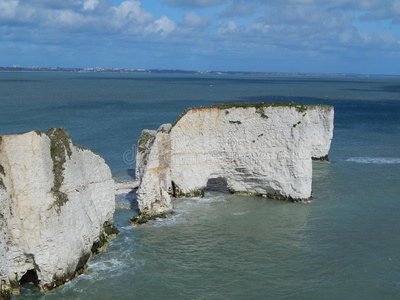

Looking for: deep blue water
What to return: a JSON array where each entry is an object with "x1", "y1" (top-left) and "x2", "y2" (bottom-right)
[{"x1": 0, "y1": 72, "x2": 399, "y2": 299}]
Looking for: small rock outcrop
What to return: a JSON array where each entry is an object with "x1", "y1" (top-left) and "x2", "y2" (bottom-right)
[
  {"x1": 134, "y1": 102, "x2": 334, "y2": 218},
  {"x1": 0, "y1": 128, "x2": 117, "y2": 299}
]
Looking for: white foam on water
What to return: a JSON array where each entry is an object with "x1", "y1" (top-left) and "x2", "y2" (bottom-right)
[
  {"x1": 188, "y1": 196, "x2": 226, "y2": 203},
  {"x1": 88, "y1": 258, "x2": 124, "y2": 273},
  {"x1": 346, "y1": 157, "x2": 400, "y2": 164},
  {"x1": 119, "y1": 225, "x2": 135, "y2": 230},
  {"x1": 151, "y1": 213, "x2": 185, "y2": 228},
  {"x1": 85, "y1": 255, "x2": 144, "y2": 281},
  {"x1": 144, "y1": 195, "x2": 227, "y2": 228},
  {"x1": 232, "y1": 211, "x2": 250, "y2": 216}
]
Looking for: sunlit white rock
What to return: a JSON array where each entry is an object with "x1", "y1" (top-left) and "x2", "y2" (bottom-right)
[
  {"x1": 135, "y1": 103, "x2": 334, "y2": 215},
  {"x1": 0, "y1": 129, "x2": 117, "y2": 299}
]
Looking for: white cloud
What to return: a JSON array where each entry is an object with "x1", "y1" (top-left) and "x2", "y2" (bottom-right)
[
  {"x1": 112, "y1": 1, "x2": 153, "y2": 26},
  {"x1": 146, "y1": 16, "x2": 176, "y2": 36},
  {"x1": 0, "y1": 0, "x2": 19, "y2": 19},
  {"x1": 82, "y1": 0, "x2": 99, "y2": 11},
  {"x1": 48, "y1": 10, "x2": 87, "y2": 29},
  {"x1": 216, "y1": 20, "x2": 237, "y2": 35},
  {"x1": 0, "y1": 0, "x2": 399, "y2": 72},
  {"x1": 0, "y1": 0, "x2": 37, "y2": 23},
  {"x1": 182, "y1": 12, "x2": 211, "y2": 27}
]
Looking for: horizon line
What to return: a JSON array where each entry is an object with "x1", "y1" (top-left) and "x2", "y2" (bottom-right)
[{"x1": 0, "y1": 66, "x2": 399, "y2": 78}]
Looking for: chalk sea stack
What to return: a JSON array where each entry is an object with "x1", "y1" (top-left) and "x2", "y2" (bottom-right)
[
  {"x1": 133, "y1": 102, "x2": 334, "y2": 222},
  {"x1": 0, "y1": 129, "x2": 117, "y2": 299}
]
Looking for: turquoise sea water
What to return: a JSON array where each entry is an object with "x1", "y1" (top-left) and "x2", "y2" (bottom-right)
[{"x1": 1, "y1": 73, "x2": 399, "y2": 299}]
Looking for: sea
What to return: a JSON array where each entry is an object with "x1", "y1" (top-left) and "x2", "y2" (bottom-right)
[{"x1": 0, "y1": 72, "x2": 399, "y2": 299}]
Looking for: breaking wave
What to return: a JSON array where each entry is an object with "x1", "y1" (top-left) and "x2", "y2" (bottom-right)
[
  {"x1": 232, "y1": 211, "x2": 250, "y2": 216},
  {"x1": 346, "y1": 157, "x2": 400, "y2": 164}
]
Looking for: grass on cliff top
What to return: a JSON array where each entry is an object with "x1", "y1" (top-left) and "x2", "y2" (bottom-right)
[
  {"x1": 172, "y1": 102, "x2": 332, "y2": 126},
  {"x1": 211, "y1": 101, "x2": 332, "y2": 110},
  {"x1": 210, "y1": 101, "x2": 304, "y2": 109}
]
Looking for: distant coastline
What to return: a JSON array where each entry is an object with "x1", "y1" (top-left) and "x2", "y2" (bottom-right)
[{"x1": 0, "y1": 66, "x2": 399, "y2": 78}]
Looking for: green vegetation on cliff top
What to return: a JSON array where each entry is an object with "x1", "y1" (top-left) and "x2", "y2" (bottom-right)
[{"x1": 173, "y1": 102, "x2": 332, "y2": 126}]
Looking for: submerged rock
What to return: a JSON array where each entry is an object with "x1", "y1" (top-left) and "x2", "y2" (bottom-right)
[
  {"x1": 135, "y1": 102, "x2": 334, "y2": 215},
  {"x1": 0, "y1": 128, "x2": 117, "y2": 299},
  {"x1": 128, "y1": 210, "x2": 173, "y2": 225}
]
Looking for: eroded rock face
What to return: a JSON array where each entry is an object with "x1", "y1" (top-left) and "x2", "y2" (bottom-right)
[
  {"x1": 135, "y1": 103, "x2": 334, "y2": 215},
  {"x1": 0, "y1": 129, "x2": 117, "y2": 299}
]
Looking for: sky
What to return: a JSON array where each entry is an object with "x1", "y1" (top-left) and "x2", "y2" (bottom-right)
[{"x1": 0, "y1": 0, "x2": 400, "y2": 74}]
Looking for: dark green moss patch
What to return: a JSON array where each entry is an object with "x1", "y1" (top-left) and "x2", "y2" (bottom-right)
[
  {"x1": 1, "y1": 278, "x2": 14, "y2": 300},
  {"x1": 0, "y1": 164, "x2": 5, "y2": 189},
  {"x1": 91, "y1": 221, "x2": 119, "y2": 254},
  {"x1": 129, "y1": 211, "x2": 174, "y2": 225},
  {"x1": 211, "y1": 102, "x2": 331, "y2": 113},
  {"x1": 229, "y1": 120, "x2": 242, "y2": 124},
  {"x1": 183, "y1": 188, "x2": 205, "y2": 198},
  {"x1": 72, "y1": 143, "x2": 89, "y2": 152},
  {"x1": 312, "y1": 155, "x2": 329, "y2": 162},
  {"x1": 91, "y1": 232, "x2": 107, "y2": 255},
  {"x1": 95, "y1": 220, "x2": 119, "y2": 252},
  {"x1": 293, "y1": 121, "x2": 302, "y2": 128},
  {"x1": 138, "y1": 130, "x2": 156, "y2": 154},
  {"x1": 172, "y1": 108, "x2": 192, "y2": 127},
  {"x1": 306, "y1": 104, "x2": 333, "y2": 110},
  {"x1": 74, "y1": 252, "x2": 91, "y2": 277},
  {"x1": 46, "y1": 128, "x2": 72, "y2": 213},
  {"x1": 171, "y1": 181, "x2": 205, "y2": 198},
  {"x1": 263, "y1": 192, "x2": 312, "y2": 202},
  {"x1": 0, "y1": 283, "x2": 11, "y2": 300},
  {"x1": 157, "y1": 124, "x2": 172, "y2": 134},
  {"x1": 103, "y1": 220, "x2": 120, "y2": 237},
  {"x1": 233, "y1": 190, "x2": 312, "y2": 202},
  {"x1": 256, "y1": 107, "x2": 269, "y2": 119},
  {"x1": 210, "y1": 101, "x2": 307, "y2": 111}
]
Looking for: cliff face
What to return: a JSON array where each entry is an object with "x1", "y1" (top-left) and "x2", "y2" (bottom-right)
[
  {"x1": 135, "y1": 103, "x2": 334, "y2": 215},
  {"x1": 0, "y1": 129, "x2": 117, "y2": 299}
]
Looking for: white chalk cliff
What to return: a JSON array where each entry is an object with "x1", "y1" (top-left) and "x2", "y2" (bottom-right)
[
  {"x1": 135, "y1": 103, "x2": 334, "y2": 216},
  {"x1": 0, "y1": 128, "x2": 117, "y2": 299}
]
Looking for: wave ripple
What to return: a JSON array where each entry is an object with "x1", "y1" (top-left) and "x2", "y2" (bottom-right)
[{"x1": 346, "y1": 157, "x2": 400, "y2": 164}]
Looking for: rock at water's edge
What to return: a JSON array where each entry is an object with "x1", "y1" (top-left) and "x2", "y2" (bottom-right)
[
  {"x1": 0, "y1": 128, "x2": 118, "y2": 299},
  {"x1": 135, "y1": 102, "x2": 334, "y2": 215}
]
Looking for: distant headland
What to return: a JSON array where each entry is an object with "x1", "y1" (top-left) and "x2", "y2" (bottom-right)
[{"x1": 0, "y1": 66, "x2": 398, "y2": 78}]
